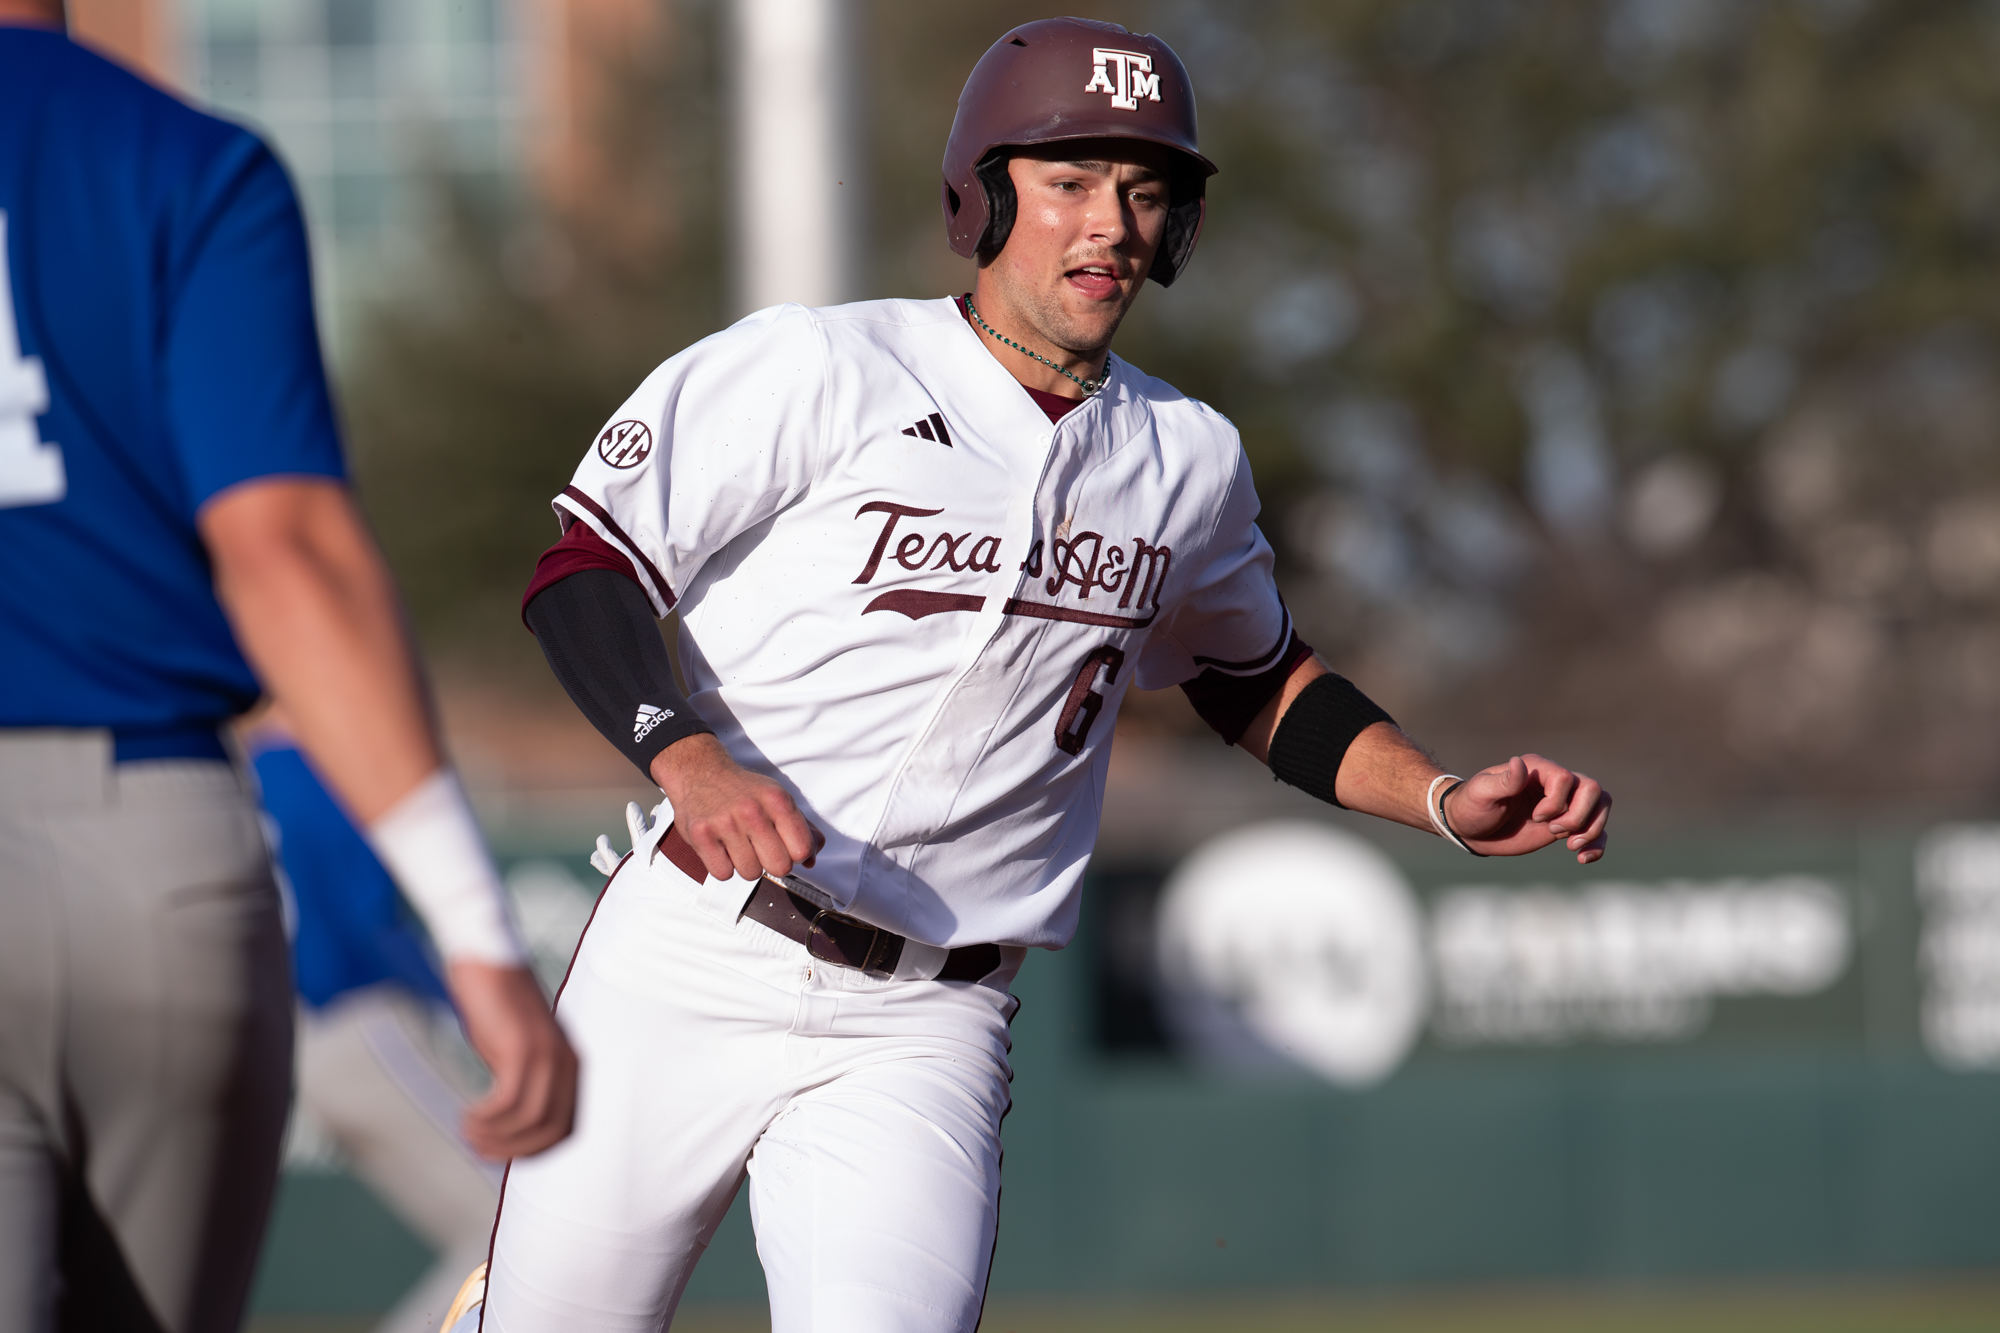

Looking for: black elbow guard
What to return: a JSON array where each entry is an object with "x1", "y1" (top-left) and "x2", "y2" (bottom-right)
[
  {"x1": 1267, "y1": 672, "x2": 1394, "y2": 809},
  {"x1": 525, "y1": 569, "x2": 714, "y2": 782}
]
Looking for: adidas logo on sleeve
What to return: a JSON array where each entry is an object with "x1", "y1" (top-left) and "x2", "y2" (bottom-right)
[
  {"x1": 634, "y1": 703, "x2": 675, "y2": 741},
  {"x1": 900, "y1": 412, "x2": 952, "y2": 446}
]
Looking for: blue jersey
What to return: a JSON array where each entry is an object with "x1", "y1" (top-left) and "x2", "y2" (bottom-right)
[
  {"x1": 251, "y1": 743, "x2": 451, "y2": 1011},
  {"x1": 0, "y1": 30, "x2": 344, "y2": 755}
]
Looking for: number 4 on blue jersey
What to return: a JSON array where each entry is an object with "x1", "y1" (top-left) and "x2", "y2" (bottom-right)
[{"x1": 0, "y1": 210, "x2": 64, "y2": 508}]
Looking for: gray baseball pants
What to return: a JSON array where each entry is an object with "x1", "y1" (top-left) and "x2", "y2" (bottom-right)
[{"x1": 0, "y1": 731, "x2": 292, "y2": 1333}]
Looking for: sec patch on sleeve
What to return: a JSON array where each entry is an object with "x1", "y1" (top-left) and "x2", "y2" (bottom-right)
[{"x1": 597, "y1": 420, "x2": 653, "y2": 468}]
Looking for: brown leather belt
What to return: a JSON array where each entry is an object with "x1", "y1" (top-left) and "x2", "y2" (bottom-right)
[{"x1": 657, "y1": 825, "x2": 1001, "y2": 983}]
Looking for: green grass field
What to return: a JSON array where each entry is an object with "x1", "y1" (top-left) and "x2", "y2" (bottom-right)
[{"x1": 249, "y1": 1278, "x2": 2000, "y2": 1333}]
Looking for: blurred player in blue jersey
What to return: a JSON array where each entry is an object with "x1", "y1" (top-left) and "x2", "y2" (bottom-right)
[
  {"x1": 247, "y1": 710, "x2": 504, "y2": 1333},
  {"x1": 0, "y1": 5, "x2": 576, "y2": 1331}
]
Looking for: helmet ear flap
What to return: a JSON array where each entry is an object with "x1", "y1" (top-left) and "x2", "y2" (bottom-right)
[
  {"x1": 1146, "y1": 158, "x2": 1208, "y2": 286},
  {"x1": 1149, "y1": 197, "x2": 1204, "y2": 287},
  {"x1": 973, "y1": 150, "x2": 1016, "y2": 261}
]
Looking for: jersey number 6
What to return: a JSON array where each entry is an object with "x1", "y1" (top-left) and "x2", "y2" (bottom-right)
[{"x1": 1055, "y1": 646, "x2": 1125, "y2": 756}]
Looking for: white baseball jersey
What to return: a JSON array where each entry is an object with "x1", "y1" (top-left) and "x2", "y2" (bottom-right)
[{"x1": 555, "y1": 296, "x2": 1292, "y2": 949}]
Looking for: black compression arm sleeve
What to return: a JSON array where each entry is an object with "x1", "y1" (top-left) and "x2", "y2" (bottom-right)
[
  {"x1": 524, "y1": 569, "x2": 714, "y2": 782},
  {"x1": 1266, "y1": 672, "x2": 1395, "y2": 810}
]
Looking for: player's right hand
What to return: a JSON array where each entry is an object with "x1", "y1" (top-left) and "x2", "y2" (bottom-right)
[
  {"x1": 448, "y1": 961, "x2": 579, "y2": 1161},
  {"x1": 1444, "y1": 754, "x2": 1611, "y2": 864},
  {"x1": 652, "y1": 733, "x2": 824, "y2": 881}
]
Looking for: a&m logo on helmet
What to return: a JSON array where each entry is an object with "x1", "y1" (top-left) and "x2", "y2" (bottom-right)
[{"x1": 1083, "y1": 48, "x2": 1161, "y2": 111}]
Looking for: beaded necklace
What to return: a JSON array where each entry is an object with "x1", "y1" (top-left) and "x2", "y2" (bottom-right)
[{"x1": 964, "y1": 296, "x2": 1107, "y2": 397}]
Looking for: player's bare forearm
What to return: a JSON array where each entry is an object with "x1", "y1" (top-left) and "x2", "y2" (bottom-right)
[
  {"x1": 650, "y1": 733, "x2": 823, "y2": 882},
  {"x1": 208, "y1": 480, "x2": 581, "y2": 1144},
  {"x1": 1246, "y1": 655, "x2": 1612, "y2": 864},
  {"x1": 201, "y1": 476, "x2": 442, "y2": 823},
  {"x1": 1325, "y1": 720, "x2": 1451, "y2": 833},
  {"x1": 1238, "y1": 656, "x2": 1433, "y2": 830}
]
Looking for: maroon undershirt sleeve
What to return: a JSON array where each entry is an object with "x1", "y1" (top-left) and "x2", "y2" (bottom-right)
[
  {"x1": 521, "y1": 521, "x2": 645, "y2": 627},
  {"x1": 1179, "y1": 631, "x2": 1317, "y2": 746}
]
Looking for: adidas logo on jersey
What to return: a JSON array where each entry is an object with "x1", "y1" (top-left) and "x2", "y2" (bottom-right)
[
  {"x1": 900, "y1": 413, "x2": 953, "y2": 447},
  {"x1": 634, "y1": 703, "x2": 675, "y2": 741}
]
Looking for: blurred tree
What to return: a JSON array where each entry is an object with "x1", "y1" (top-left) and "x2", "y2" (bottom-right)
[
  {"x1": 870, "y1": 0, "x2": 2000, "y2": 810},
  {"x1": 339, "y1": 0, "x2": 725, "y2": 676}
]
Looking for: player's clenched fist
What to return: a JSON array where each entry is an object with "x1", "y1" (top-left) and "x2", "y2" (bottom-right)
[
  {"x1": 1444, "y1": 754, "x2": 1611, "y2": 864},
  {"x1": 652, "y1": 733, "x2": 824, "y2": 882},
  {"x1": 447, "y1": 961, "x2": 579, "y2": 1160}
]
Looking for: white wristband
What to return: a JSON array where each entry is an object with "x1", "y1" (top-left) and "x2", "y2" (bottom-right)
[
  {"x1": 365, "y1": 769, "x2": 527, "y2": 965},
  {"x1": 1426, "y1": 773, "x2": 1482, "y2": 857}
]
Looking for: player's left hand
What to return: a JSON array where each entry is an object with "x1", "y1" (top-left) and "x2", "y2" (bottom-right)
[
  {"x1": 1441, "y1": 754, "x2": 1610, "y2": 864},
  {"x1": 447, "y1": 960, "x2": 579, "y2": 1161}
]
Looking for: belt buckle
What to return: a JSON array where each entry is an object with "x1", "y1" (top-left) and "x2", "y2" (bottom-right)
[{"x1": 805, "y1": 906, "x2": 899, "y2": 979}]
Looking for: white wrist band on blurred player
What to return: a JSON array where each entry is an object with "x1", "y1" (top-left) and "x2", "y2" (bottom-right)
[{"x1": 365, "y1": 768, "x2": 528, "y2": 965}]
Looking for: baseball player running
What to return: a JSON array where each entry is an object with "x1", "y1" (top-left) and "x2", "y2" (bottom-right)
[
  {"x1": 0, "y1": 7, "x2": 575, "y2": 1331},
  {"x1": 485, "y1": 16, "x2": 1610, "y2": 1333}
]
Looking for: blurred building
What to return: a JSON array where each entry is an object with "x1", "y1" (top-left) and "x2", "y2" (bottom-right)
[
  {"x1": 64, "y1": 0, "x2": 659, "y2": 356},
  {"x1": 177, "y1": 0, "x2": 524, "y2": 352}
]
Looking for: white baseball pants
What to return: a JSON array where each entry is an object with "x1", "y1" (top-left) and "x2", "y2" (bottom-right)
[{"x1": 483, "y1": 848, "x2": 1021, "y2": 1333}]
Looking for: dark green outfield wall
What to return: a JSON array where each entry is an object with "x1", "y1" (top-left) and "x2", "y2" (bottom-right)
[
  {"x1": 992, "y1": 994, "x2": 2000, "y2": 1292},
  {"x1": 252, "y1": 822, "x2": 2000, "y2": 1314}
]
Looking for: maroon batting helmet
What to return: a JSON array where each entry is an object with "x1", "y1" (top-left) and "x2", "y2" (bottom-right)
[{"x1": 941, "y1": 17, "x2": 1217, "y2": 287}]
